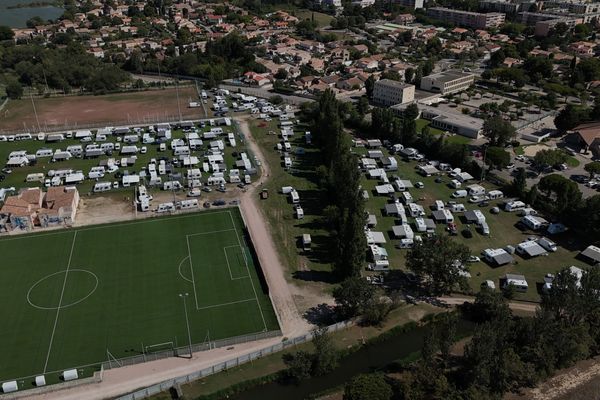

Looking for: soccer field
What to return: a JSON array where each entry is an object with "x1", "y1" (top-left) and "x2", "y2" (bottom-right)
[{"x1": 0, "y1": 208, "x2": 280, "y2": 385}]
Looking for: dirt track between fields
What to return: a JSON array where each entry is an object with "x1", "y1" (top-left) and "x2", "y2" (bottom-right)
[{"x1": 0, "y1": 87, "x2": 201, "y2": 133}]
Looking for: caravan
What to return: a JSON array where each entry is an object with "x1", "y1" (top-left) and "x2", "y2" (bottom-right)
[
  {"x1": 26, "y1": 173, "x2": 45, "y2": 183},
  {"x1": 93, "y1": 182, "x2": 112, "y2": 192}
]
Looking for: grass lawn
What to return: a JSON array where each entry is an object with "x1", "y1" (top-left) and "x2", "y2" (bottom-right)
[
  {"x1": 566, "y1": 156, "x2": 580, "y2": 167},
  {"x1": 248, "y1": 118, "x2": 334, "y2": 281},
  {"x1": 514, "y1": 146, "x2": 525, "y2": 156},
  {"x1": 294, "y1": 10, "x2": 334, "y2": 28},
  {"x1": 416, "y1": 118, "x2": 469, "y2": 145},
  {"x1": 0, "y1": 209, "x2": 279, "y2": 386},
  {"x1": 360, "y1": 153, "x2": 583, "y2": 302}
]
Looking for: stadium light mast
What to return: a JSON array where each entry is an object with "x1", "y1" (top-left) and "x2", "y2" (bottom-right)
[{"x1": 179, "y1": 293, "x2": 193, "y2": 358}]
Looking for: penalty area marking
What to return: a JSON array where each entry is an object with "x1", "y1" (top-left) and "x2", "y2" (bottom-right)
[{"x1": 177, "y1": 256, "x2": 192, "y2": 283}]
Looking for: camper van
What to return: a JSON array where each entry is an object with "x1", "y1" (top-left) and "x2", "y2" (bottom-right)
[
  {"x1": 123, "y1": 135, "x2": 139, "y2": 144},
  {"x1": 35, "y1": 149, "x2": 54, "y2": 158},
  {"x1": 66, "y1": 145, "x2": 83, "y2": 157},
  {"x1": 452, "y1": 190, "x2": 468, "y2": 198},
  {"x1": 120, "y1": 146, "x2": 138, "y2": 155},
  {"x1": 173, "y1": 146, "x2": 190, "y2": 156},
  {"x1": 26, "y1": 173, "x2": 45, "y2": 183},
  {"x1": 156, "y1": 202, "x2": 176, "y2": 213},
  {"x1": 505, "y1": 201, "x2": 526, "y2": 212},
  {"x1": 52, "y1": 151, "x2": 72, "y2": 162},
  {"x1": 290, "y1": 189, "x2": 300, "y2": 204},
  {"x1": 487, "y1": 190, "x2": 504, "y2": 200},
  {"x1": 177, "y1": 199, "x2": 199, "y2": 210},
  {"x1": 93, "y1": 182, "x2": 112, "y2": 192},
  {"x1": 163, "y1": 181, "x2": 183, "y2": 191},
  {"x1": 434, "y1": 200, "x2": 445, "y2": 211},
  {"x1": 401, "y1": 192, "x2": 413, "y2": 204}
]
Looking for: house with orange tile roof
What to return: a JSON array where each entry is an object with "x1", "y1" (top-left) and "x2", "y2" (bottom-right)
[{"x1": 0, "y1": 187, "x2": 79, "y2": 231}]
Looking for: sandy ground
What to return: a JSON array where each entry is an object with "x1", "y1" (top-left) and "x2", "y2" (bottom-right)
[
  {"x1": 522, "y1": 144, "x2": 552, "y2": 157},
  {"x1": 27, "y1": 116, "x2": 313, "y2": 400}
]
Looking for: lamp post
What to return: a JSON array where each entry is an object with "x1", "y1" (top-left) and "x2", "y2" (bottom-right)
[{"x1": 179, "y1": 293, "x2": 193, "y2": 358}]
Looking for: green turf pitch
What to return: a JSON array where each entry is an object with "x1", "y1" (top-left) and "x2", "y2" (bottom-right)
[{"x1": 0, "y1": 208, "x2": 280, "y2": 383}]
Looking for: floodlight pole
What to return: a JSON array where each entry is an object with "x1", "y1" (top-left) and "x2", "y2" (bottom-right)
[{"x1": 179, "y1": 293, "x2": 193, "y2": 358}]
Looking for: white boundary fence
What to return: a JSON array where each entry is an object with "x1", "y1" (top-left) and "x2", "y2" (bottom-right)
[
  {"x1": 116, "y1": 320, "x2": 354, "y2": 400},
  {"x1": 102, "y1": 330, "x2": 282, "y2": 371}
]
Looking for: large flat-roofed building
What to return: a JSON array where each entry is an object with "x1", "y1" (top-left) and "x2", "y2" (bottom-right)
[
  {"x1": 427, "y1": 7, "x2": 506, "y2": 28},
  {"x1": 373, "y1": 79, "x2": 415, "y2": 106},
  {"x1": 420, "y1": 71, "x2": 475, "y2": 95},
  {"x1": 479, "y1": 0, "x2": 524, "y2": 14},
  {"x1": 392, "y1": 0, "x2": 424, "y2": 9},
  {"x1": 392, "y1": 103, "x2": 483, "y2": 139}
]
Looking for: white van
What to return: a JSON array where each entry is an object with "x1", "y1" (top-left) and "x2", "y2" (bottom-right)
[{"x1": 452, "y1": 190, "x2": 468, "y2": 198}]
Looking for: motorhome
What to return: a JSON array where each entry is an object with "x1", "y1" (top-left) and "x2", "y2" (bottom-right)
[
  {"x1": 163, "y1": 181, "x2": 183, "y2": 191},
  {"x1": 26, "y1": 173, "x2": 45, "y2": 183},
  {"x1": 505, "y1": 201, "x2": 526, "y2": 212},
  {"x1": 452, "y1": 190, "x2": 468, "y2": 198}
]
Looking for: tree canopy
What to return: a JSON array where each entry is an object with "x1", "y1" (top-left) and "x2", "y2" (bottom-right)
[{"x1": 406, "y1": 235, "x2": 471, "y2": 295}]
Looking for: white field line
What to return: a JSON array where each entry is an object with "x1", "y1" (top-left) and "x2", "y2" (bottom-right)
[
  {"x1": 43, "y1": 231, "x2": 77, "y2": 373},
  {"x1": 186, "y1": 228, "x2": 236, "y2": 237},
  {"x1": 0, "y1": 210, "x2": 233, "y2": 242},
  {"x1": 227, "y1": 211, "x2": 268, "y2": 332},
  {"x1": 185, "y1": 236, "x2": 200, "y2": 310},
  {"x1": 223, "y1": 245, "x2": 250, "y2": 280},
  {"x1": 195, "y1": 298, "x2": 256, "y2": 311}
]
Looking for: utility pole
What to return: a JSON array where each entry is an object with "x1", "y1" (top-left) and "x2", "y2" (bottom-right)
[{"x1": 179, "y1": 293, "x2": 193, "y2": 358}]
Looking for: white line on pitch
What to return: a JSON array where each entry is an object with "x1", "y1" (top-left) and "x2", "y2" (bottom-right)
[
  {"x1": 186, "y1": 228, "x2": 236, "y2": 238},
  {"x1": 43, "y1": 230, "x2": 77, "y2": 373},
  {"x1": 196, "y1": 298, "x2": 256, "y2": 310},
  {"x1": 227, "y1": 211, "x2": 268, "y2": 331},
  {"x1": 186, "y1": 236, "x2": 200, "y2": 310},
  {"x1": 223, "y1": 245, "x2": 250, "y2": 280}
]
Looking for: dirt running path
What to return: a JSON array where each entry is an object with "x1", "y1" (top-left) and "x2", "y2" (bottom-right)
[
  {"x1": 237, "y1": 116, "x2": 312, "y2": 338},
  {"x1": 439, "y1": 296, "x2": 539, "y2": 314},
  {"x1": 27, "y1": 116, "x2": 311, "y2": 400}
]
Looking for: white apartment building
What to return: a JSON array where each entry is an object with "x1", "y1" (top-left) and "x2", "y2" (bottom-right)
[
  {"x1": 427, "y1": 7, "x2": 506, "y2": 28},
  {"x1": 373, "y1": 79, "x2": 415, "y2": 107},
  {"x1": 420, "y1": 71, "x2": 475, "y2": 95}
]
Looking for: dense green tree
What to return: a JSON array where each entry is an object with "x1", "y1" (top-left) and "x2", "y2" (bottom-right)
[
  {"x1": 511, "y1": 167, "x2": 527, "y2": 197},
  {"x1": 282, "y1": 350, "x2": 313, "y2": 383},
  {"x1": 470, "y1": 288, "x2": 512, "y2": 322},
  {"x1": 533, "y1": 149, "x2": 568, "y2": 170},
  {"x1": 332, "y1": 277, "x2": 375, "y2": 318},
  {"x1": 554, "y1": 104, "x2": 588, "y2": 133},
  {"x1": 312, "y1": 328, "x2": 338, "y2": 375},
  {"x1": 538, "y1": 174, "x2": 582, "y2": 214},
  {"x1": 365, "y1": 75, "x2": 375, "y2": 99},
  {"x1": 344, "y1": 373, "x2": 392, "y2": 400},
  {"x1": 0, "y1": 25, "x2": 14, "y2": 41},
  {"x1": 576, "y1": 195, "x2": 600, "y2": 240},
  {"x1": 584, "y1": 161, "x2": 600, "y2": 177},
  {"x1": 404, "y1": 67, "x2": 415, "y2": 83},
  {"x1": 485, "y1": 146, "x2": 511, "y2": 170},
  {"x1": 489, "y1": 49, "x2": 506, "y2": 68},
  {"x1": 482, "y1": 115, "x2": 516, "y2": 146},
  {"x1": 5, "y1": 79, "x2": 23, "y2": 99},
  {"x1": 406, "y1": 235, "x2": 471, "y2": 295}
]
